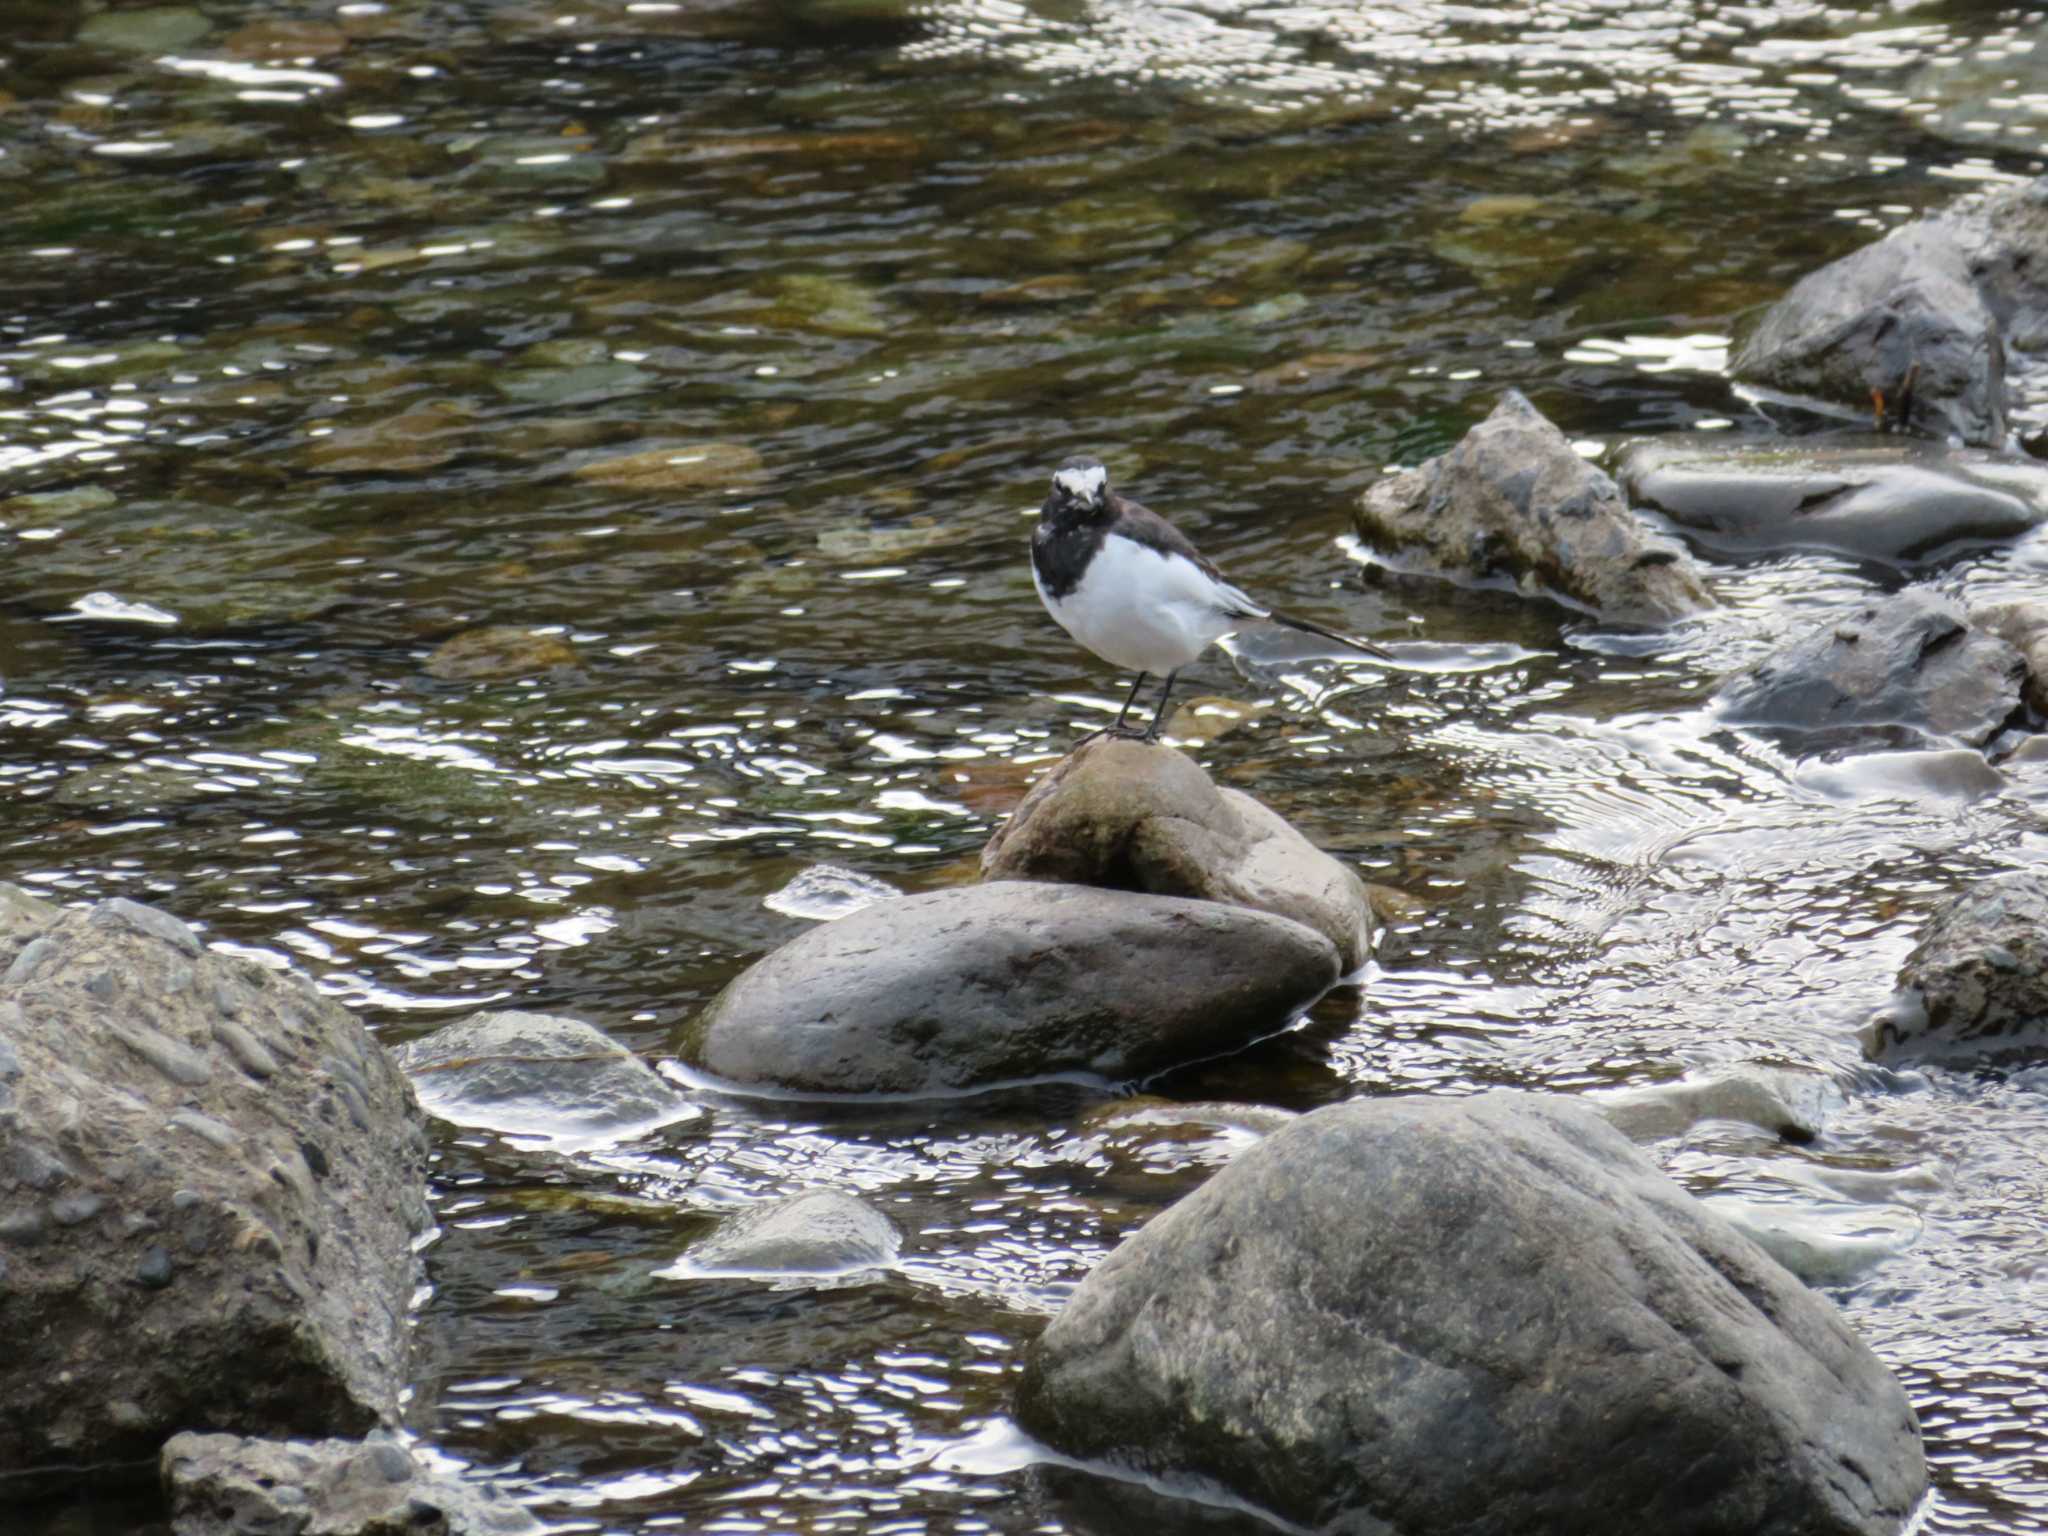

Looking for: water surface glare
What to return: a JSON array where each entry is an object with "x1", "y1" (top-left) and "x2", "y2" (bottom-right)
[{"x1": 4, "y1": 0, "x2": 2048, "y2": 1531}]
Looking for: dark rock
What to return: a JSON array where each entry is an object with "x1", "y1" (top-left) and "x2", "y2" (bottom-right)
[
  {"x1": 1732, "y1": 176, "x2": 2048, "y2": 448},
  {"x1": 1862, "y1": 870, "x2": 2048, "y2": 1062},
  {"x1": 1716, "y1": 588, "x2": 2025, "y2": 749},
  {"x1": 672, "y1": 1190, "x2": 900, "y2": 1276},
  {"x1": 161, "y1": 1429, "x2": 542, "y2": 1536},
  {"x1": 1732, "y1": 224, "x2": 2004, "y2": 447},
  {"x1": 1613, "y1": 433, "x2": 2048, "y2": 562},
  {"x1": 1354, "y1": 391, "x2": 1715, "y2": 624},
  {"x1": 0, "y1": 886, "x2": 430, "y2": 1485},
  {"x1": 980, "y1": 738, "x2": 1373, "y2": 971},
  {"x1": 394, "y1": 1010, "x2": 700, "y2": 1150},
  {"x1": 675, "y1": 881, "x2": 1339, "y2": 1095},
  {"x1": 1018, "y1": 1091, "x2": 1925, "y2": 1536}
]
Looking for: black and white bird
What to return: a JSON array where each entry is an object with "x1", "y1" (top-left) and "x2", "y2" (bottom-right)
[{"x1": 1031, "y1": 454, "x2": 1391, "y2": 741}]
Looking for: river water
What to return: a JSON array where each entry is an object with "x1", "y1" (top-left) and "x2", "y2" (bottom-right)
[{"x1": 4, "y1": 1, "x2": 2048, "y2": 1531}]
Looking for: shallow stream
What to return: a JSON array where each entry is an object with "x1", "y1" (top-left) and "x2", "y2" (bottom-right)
[{"x1": 5, "y1": 1, "x2": 2048, "y2": 1531}]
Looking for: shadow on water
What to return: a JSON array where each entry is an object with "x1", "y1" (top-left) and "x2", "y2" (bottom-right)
[{"x1": 5, "y1": 0, "x2": 2048, "y2": 1530}]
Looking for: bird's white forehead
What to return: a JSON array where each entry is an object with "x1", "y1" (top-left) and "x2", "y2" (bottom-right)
[{"x1": 1055, "y1": 463, "x2": 1107, "y2": 501}]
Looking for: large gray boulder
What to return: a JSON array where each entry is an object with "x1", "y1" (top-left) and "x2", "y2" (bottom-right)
[
  {"x1": 394, "y1": 1009, "x2": 698, "y2": 1150},
  {"x1": 1019, "y1": 1092, "x2": 1925, "y2": 1536},
  {"x1": 1354, "y1": 391, "x2": 1715, "y2": 624},
  {"x1": 162, "y1": 1430, "x2": 540, "y2": 1536},
  {"x1": 1612, "y1": 433, "x2": 2048, "y2": 563},
  {"x1": 1732, "y1": 176, "x2": 2048, "y2": 448},
  {"x1": 1862, "y1": 870, "x2": 2048, "y2": 1063},
  {"x1": 1716, "y1": 588, "x2": 2026, "y2": 750},
  {"x1": 0, "y1": 890, "x2": 430, "y2": 1480},
  {"x1": 673, "y1": 881, "x2": 1339, "y2": 1095},
  {"x1": 980, "y1": 737, "x2": 1373, "y2": 971}
]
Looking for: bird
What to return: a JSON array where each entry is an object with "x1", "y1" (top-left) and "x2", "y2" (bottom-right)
[{"x1": 1030, "y1": 454, "x2": 1392, "y2": 742}]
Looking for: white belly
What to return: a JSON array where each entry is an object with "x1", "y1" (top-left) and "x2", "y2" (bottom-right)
[{"x1": 1035, "y1": 534, "x2": 1240, "y2": 676}]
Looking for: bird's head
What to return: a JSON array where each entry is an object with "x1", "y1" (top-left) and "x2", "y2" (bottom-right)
[{"x1": 1045, "y1": 455, "x2": 1111, "y2": 520}]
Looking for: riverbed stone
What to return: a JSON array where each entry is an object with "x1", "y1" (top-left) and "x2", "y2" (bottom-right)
[
  {"x1": 570, "y1": 441, "x2": 763, "y2": 492},
  {"x1": 1970, "y1": 598, "x2": 2048, "y2": 717},
  {"x1": 162, "y1": 1429, "x2": 541, "y2": 1536},
  {"x1": 1613, "y1": 433, "x2": 2048, "y2": 562},
  {"x1": 394, "y1": 1010, "x2": 699, "y2": 1148},
  {"x1": 0, "y1": 887, "x2": 430, "y2": 1483},
  {"x1": 1862, "y1": 870, "x2": 2048, "y2": 1063},
  {"x1": 1589, "y1": 1065, "x2": 1832, "y2": 1144},
  {"x1": 1353, "y1": 390, "x2": 1715, "y2": 624},
  {"x1": 423, "y1": 626, "x2": 578, "y2": 681},
  {"x1": 1732, "y1": 176, "x2": 2048, "y2": 448},
  {"x1": 980, "y1": 737, "x2": 1373, "y2": 971},
  {"x1": 1717, "y1": 588, "x2": 2026, "y2": 750},
  {"x1": 674, "y1": 881, "x2": 1339, "y2": 1095},
  {"x1": 675, "y1": 1190, "x2": 900, "y2": 1276},
  {"x1": 1018, "y1": 1091, "x2": 1925, "y2": 1536}
]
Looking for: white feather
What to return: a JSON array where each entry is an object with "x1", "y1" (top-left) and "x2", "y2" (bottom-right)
[
  {"x1": 1035, "y1": 532, "x2": 1245, "y2": 675},
  {"x1": 1053, "y1": 464, "x2": 1107, "y2": 503}
]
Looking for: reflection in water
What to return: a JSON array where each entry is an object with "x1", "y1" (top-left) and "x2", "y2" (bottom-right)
[{"x1": 3, "y1": 0, "x2": 2048, "y2": 1531}]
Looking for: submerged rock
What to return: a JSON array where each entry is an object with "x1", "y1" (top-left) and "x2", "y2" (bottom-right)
[
  {"x1": 1732, "y1": 176, "x2": 2048, "y2": 448},
  {"x1": 1613, "y1": 433, "x2": 2048, "y2": 562},
  {"x1": 980, "y1": 737, "x2": 1373, "y2": 971},
  {"x1": 162, "y1": 1430, "x2": 540, "y2": 1536},
  {"x1": 1700, "y1": 1196, "x2": 1921, "y2": 1288},
  {"x1": 1589, "y1": 1065, "x2": 1833, "y2": 1144},
  {"x1": 423, "y1": 626, "x2": 578, "y2": 682},
  {"x1": 1354, "y1": 391, "x2": 1715, "y2": 624},
  {"x1": 394, "y1": 1011, "x2": 699, "y2": 1148},
  {"x1": 674, "y1": 881, "x2": 1339, "y2": 1095},
  {"x1": 761, "y1": 862, "x2": 900, "y2": 921},
  {"x1": 570, "y1": 442, "x2": 763, "y2": 492},
  {"x1": 1018, "y1": 1092, "x2": 1925, "y2": 1536},
  {"x1": 1862, "y1": 870, "x2": 2048, "y2": 1063},
  {"x1": 0, "y1": 888, "x2": 429, "y2": 1482},
  {"x1": 1717, "y1": 588, "x2": 2025, "y2": 750},
  {"x1": 669, "y1": 1190, "x2": 900, "y2": 1277}
]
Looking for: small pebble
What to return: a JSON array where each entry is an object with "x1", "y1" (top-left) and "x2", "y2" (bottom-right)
[{"x1": 135, "y1": 1244, "x2": 174, "y2": 1289}]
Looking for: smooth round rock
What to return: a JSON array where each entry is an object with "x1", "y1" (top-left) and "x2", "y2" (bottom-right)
[
  {"x1": 674, "y1": 881, "x2": 1340, "y2": 1095},
  {"x1": 1019, "y1": 1091, "x2": 1926, "y2": 1536}
]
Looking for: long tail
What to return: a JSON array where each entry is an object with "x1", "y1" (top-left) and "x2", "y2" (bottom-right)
[{"x1": 1265, "y1": 610, "x2": 1393, "y2": 662}]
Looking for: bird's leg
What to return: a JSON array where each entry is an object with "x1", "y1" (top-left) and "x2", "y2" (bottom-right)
[
  {"x1": 1140, "y1": 669, "x2": 1181, "y2": 742},
  {"x1": 1105, "y1": 672, "x2": 1151, "y2": 739}
]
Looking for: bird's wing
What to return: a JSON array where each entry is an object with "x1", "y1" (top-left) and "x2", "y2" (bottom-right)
[{"x1": 1112, "y1": 498, "x2": 1269, "y2": 619}]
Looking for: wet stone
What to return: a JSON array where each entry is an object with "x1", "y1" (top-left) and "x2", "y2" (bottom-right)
[
  {"x1": 669, "y1": 1190, "x2": 901, "y2": 1278},
  {"x1": 1614, "y1": 433, "x2": 2048, "y2": 563},
  {"x1": 1717, "y1": 589, "x2": 2026, "y2": 752},
  {"x1": 1863, "y1": 870, "x2": 2048, "y2": 1063},
  {"x1": 762, "y1": 863, "x2": 901, "y2": 922},
  {"x1": 571, "y1": 442, "x2": 764, "y2": 492},
  {"x1": 423, "y1": 626, "x2": 578, "y2": 682},
  {"x1": 78, "y1": 6, "x2": 213, "y2": 52},
  {"x1": 394, "y1": 1010, "x2": 700, "y2": 1149}
]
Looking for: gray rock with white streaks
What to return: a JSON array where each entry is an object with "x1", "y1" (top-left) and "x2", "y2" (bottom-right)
[
  {"x1": 394, "y1": 1010, "x2": 698, "y2": 1149},
  {"x1": 1613, "y1": 433, "x2": 2048, "y2": 562},
  {"x1": 1717, "y1": 588, "x2": 2026, "y2": 750},
  {"x1": 1354, "y1": 390, "x2": 1714, "y2": 624},
  {"x1": 674, "y1": 881, "x2": 1339, "y2": 1095},
  {"x1": 0, "y1": 887, "x2": 429, "y2": 1483},
  {"x1": 1019, "y1": 1091, "x2": 1926, "y2": 1536},
  {"x1": 162, "y1": 1429, "x2": 541, "y2": 1536},
  {"x1": 1862, "y1": 870, "x2": 2048, "y2": 1062}
]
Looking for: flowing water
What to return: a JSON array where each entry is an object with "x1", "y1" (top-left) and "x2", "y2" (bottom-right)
[{"x1": 5, "y1": 0, "x2": 2048, "y2": 1530}]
